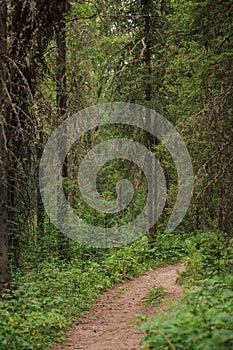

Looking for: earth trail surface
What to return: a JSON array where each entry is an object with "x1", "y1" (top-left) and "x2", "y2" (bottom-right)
[{"x1": 52, "y1": 262, "x2": 185, "y2": 350}]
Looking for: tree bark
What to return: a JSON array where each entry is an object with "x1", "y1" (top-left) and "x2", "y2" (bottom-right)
[
  {"x1": 142, "y1": 0, "x2": 158, "y2": 245},
  {"x1": 56, "y1": 15, "x2": 68, "y2": 180},
  {"x1": 56, "y1": 15, "x2": 70, "y2": 259},
  {"x1": 37, "y1": 130, "x2": 45, "y2": 237},
  {"x1": 0, "y1": 0, "x2": 10, "y2": 290}
]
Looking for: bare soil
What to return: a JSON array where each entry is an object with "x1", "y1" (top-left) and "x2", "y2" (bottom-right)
[{"x1": 52, "y1": 262, "x2": 185, "y2": 350}]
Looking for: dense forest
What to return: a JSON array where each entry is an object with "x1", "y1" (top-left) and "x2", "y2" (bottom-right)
[{"x1": 0, "y1": 0, "x2": 232, "y2": 349}]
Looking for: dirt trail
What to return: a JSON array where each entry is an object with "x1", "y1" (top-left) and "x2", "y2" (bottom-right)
[{"x1": 52, "y1": 262, "x2": 185, "y2": 350}]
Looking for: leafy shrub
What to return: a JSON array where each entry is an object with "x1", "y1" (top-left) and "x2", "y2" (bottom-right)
[
  {"x1": 140, "y1": 231, "x2": 233, "y2": 350},
  {"x1": 1, "y1": 232, "x2": 189, "y2": 350},
  {"x1": 0, "y1": 231, "x2": 212, "y2": 349},
  {"x1": 141, "y1": 276, "x2": 233, "y2": 350}
]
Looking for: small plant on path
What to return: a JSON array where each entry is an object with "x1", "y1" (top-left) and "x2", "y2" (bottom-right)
[
  {"x1": 115, "y1": 284, "x2": 133, "y2": 297},
  {"x1": 142, "y1": 286, "x2": 166, "y2": 306}
]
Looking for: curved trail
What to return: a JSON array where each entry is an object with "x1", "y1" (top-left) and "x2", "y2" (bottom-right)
[{"x1": 52, "y1": 262, "x2": 185, "y2": 350}]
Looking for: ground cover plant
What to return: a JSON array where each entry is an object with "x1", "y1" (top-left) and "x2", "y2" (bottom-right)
[
  {"x1": 142, "y1": 286, "x2": 166, "y2": 307},
  {"x1": 140, "y1": 231, "x2": 233, "y2": 350},
  {"x1": 0, "y1": 231, "x2": 195, "y2": 350}
]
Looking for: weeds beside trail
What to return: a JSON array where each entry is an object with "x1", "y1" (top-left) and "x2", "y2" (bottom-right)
[
  {"x1": 141, "y1": 232, "x2": 233, "y2": 350},
  {"x1": 52, "y1": 263, "x2": 185, "y2": 350},
  {"x1": 0, "y1": 232, "x2": 185, "y2": 350},
  {"x1": 0, "y1": 231, "x2": 232, "y2": 350}
]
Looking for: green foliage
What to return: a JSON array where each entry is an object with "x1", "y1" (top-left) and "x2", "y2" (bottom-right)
[
  {"x1": 141, "y1": 277, "x2": 233, "y2": 350},
  {"x1": 140, "y1": 231, "x2": 233, "y2": 350},
  {"x1": 142, "y1": 286, "x2": 165, "y2": 307},
  {"x1": 180, "y1": 232, "x2": 233, "y2": 283},
  {"x1": 2, "y1": 1, "x2": 233, "y2": 349},
  {"x1": 1, "y1": 232, "x2": 191, "y2": 350},
  {"x1": 114, "y1": 284, "x2": 133, "y2": 297},
  {"x1": 3, "y1": 229, "x2": 233, "y2": 350}
]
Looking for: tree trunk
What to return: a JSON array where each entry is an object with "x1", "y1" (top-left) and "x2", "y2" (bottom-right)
[
  {"x1": 37, "y1": 130, "x2": 45, "y2": 237},
  {"x1": 56, "y1": 16, "x2": 70, "y2": 259},
  {"x1": 142, "y1": 0, "x2": 158, "y2": 245},
  {"x1": 0, "y1": 0, "x2": 10, "y2": 290}
]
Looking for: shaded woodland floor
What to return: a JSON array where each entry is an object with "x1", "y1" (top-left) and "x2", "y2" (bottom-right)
[{"x1": 52, "y1": 262, "x2": 185, "y2": 350}]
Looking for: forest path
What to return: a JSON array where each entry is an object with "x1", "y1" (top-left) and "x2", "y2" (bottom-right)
[{"x1": 52, "y1": 262, "x2": 185, "y2": 350}]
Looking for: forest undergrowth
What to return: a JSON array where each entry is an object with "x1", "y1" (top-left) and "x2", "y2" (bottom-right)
[
  {"x1": 140, "y1": 231, "x2": 233, "y2": 350},
  {"x1": 0, "y1": 230, "x2": 232, "y2": 350}
]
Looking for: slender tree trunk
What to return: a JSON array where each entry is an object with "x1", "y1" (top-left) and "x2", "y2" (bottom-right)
[
  {"x1": 0, "y1": 0, "x2": 9, "y2": 290},
  {"x1": 37, "y1": 130, "x2": 45, "y2": 237},
  {"x1": 203, "y1": 197, "x2": 208, "y2": 233},
  {"x1": 219, "y1": 186, "x2": 229, "y2": 233},
  {"x1": 56, "y1": 15, "x2": 67, "y2": 180},
  {"x1": 56, "y1": 18, "x2": 67, "y2": 129},
  {"x1": 56, "y1": 15, "x2": 70, "y2": 259},
  {"x1": 142, "y1": 0, "x2": 157, "y2": 245},
  {"x1": 143, "y1": 0, "x2": 152, "y2": 103}
]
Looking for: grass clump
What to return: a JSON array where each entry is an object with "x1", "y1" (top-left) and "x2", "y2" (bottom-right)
[{"x1": 142, "y1": 286, "x2": 166, "y2": 306}]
